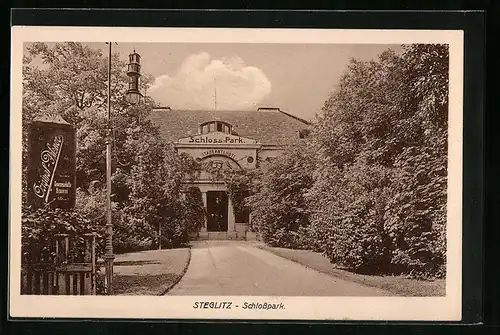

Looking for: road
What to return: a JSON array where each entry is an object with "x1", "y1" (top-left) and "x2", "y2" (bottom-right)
[{"x1": 167, "y1": 241, "x2": 390, "y2": 296}]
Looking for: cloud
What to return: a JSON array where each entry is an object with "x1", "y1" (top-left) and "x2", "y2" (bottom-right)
[{"x1": 148, "y1": 52, "x2": 272, "y2": 110}]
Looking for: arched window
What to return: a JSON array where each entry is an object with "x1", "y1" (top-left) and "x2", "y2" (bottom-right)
[{"x1": 199, "y1": 121, "x2": 233, "y2": 135}]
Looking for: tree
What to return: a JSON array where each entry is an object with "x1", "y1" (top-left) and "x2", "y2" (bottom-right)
[
  {"x1": 307, "y1": 44, "x2": 449, "y2": 277},
  {"x1": 22, "y1": 42, "x2": 154, "y2": 191},
  {"x1": 123, "y1": 134, "x2": 191, "y2": 248},
  {"x1": 384, "y1": 44, "x2": 448, "y2": 277},
  {"x1": 247, "y1": 142, "x2": 314, "y2": 248},
  {"x1": 22, "y1": 42, "x2": 201, "y2": 253}
]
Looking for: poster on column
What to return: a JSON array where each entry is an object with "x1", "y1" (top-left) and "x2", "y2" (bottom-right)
[{"x1": 27, "y1": 115, "x2": 76, "y2": 209}]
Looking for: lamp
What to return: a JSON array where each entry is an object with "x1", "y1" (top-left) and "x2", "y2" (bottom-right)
[{"x1": 103, "y1": 43, "x2": 144, "y2": 295}]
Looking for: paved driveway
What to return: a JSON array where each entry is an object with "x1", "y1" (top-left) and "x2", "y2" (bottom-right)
[{"x1": 168, "y1": 241, "x2": 390, "y2": 296}]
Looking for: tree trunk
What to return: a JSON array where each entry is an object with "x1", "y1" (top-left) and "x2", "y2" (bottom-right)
[{"x1": 158, "y1": 222, "x2": 161, "y2": 250}]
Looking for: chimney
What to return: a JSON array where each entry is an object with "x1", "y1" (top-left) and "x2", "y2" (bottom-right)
[
  {"x1": 154, "y1": 106, "x2": 172, "y2": 111},
  {"x1": 257, "y1": 107, "x2": 281, "y2": 112}
]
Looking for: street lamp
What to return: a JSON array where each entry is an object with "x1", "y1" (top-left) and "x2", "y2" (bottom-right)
[{"x1": 104, "y1": 42, "x2": 142, "y2": 295}]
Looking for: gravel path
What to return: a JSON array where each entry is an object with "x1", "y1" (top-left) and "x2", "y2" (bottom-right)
[{"x1": 168, "y1": 241, "x2": 389, "y2": 296}]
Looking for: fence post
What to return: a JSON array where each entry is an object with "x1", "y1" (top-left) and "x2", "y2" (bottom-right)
[
  {"x1": 54, "y1": 234, "x2": 69, "y2": 295},
  {"x1": 84, "y1": 233, "x2": 96, "y2": 295}
]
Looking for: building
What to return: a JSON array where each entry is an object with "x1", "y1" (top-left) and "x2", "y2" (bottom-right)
[{"x1": 150, "y1": 107, "x2": 310, "y2": 240}]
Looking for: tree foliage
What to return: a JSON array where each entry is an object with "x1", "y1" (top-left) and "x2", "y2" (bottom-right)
[
  {"x1": 22, "y1": 204, "x2": 103, "y2": 264},
  {"x1": 250, "y1": 44, "x2": 449, "y2": 278},
  {"x1": 310, "y1": 44, "x2": 448, "y2": 278},
  {"x1": 247, "y1": 143, "x2": 314, "y2": 248},
  {"x1": 22, "y1": 42, "x2": 202, "y2": 254}
]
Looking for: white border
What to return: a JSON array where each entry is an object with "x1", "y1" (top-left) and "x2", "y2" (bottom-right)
[{"x1": 10, "y1": 27, "x2": 463, "y2": 321}]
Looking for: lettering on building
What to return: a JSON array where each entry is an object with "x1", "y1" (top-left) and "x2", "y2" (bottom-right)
[
  {"x1": 177, "y1": 132, "x2": 257, "y2": 145},
  {"x1": 189, "y1": 136, "x2": 244, "y2": 144},
  {"x1": 200, "y1": 149, "x2": 237, "y2": 160}
]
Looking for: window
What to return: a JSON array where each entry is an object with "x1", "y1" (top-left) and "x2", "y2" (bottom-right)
[
  {"x1": 199, "y1": 121, "x2": 233, "y2": 134},
  {"x1": 128, "y1": 76, "x2": 138, "y2": 90},
  {"x1": 128, "y1": 63, "x2": 140, "y2": 73},
  {"x1": 129, "y1": 53, "x2": 141, "y2": 63}
]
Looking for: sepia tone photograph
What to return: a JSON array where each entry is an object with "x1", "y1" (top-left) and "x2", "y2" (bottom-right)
[{"x1": 10, "y1": 27, "x2": 463, "y2": 320}]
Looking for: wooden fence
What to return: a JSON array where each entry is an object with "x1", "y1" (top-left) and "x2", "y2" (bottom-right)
[{"x1": 21, "y1": 233, "x2": 97, "y2": 295}]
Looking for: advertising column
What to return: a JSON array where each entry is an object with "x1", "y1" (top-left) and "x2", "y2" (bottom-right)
[{"x1": 27, "y1": 115, "x2": 76, "y2": 209}]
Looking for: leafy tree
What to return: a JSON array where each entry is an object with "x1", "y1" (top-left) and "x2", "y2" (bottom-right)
[
  {"x1": 384, "y1": 44, "x2": 448, "y2": 277},
  {"x1": 123, "y1": 134, "x2": 197, "y2": 248},
  {"x1": 22, "y1": 42, "x2": 201, "y2": 253},
  {"x1": 315, "y1": 49, "x2": 408, "y2": 169},
  {"x1": 307, "y1": 44, "x2": 448, "y2": 277},
  {"x1": 307, "y1": 160, "x2": 394, "y2": 273},
  {"x1": 22, "y1": 42, "x2": 154, "y2": 192},
  {"x1": 307, "y1": 50, "x2": 405, "y2": 272},
  {"x1": 247, "y1": 142, "x2": 314, "y2": 248}
]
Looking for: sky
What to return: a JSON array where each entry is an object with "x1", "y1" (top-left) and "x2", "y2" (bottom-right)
[{"x1": 30, "y1": 42, "x2": 403, "y2": 122}]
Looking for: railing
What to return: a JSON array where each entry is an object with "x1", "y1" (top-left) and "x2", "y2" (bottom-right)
[{"x1": 21, "y1": 233, "x2": 97, "y2": 295}]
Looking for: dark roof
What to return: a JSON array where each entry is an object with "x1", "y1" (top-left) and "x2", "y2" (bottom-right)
[{"x1": 149, "y1": 108, "x2": 310, "y2": 145}]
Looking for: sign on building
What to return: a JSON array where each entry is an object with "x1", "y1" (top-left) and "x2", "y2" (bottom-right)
[
  {"x1": 27, "y1": 114, "x2": 76, "y2": 209},
  {"x1": 177, "y1": 132, "x2": 258, "y2": 145}
]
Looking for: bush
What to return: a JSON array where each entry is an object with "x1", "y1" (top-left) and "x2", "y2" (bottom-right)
[
  {"x1": 247, "y1": 143, "x2": 313, "y2": 250},
  {"x1": 112, "y1": 214, "x2": 153, "y2": 254},
  {"x1": 21, "y1": 205, "x2": 103, "y2": 264},
  {"x1": 384, "y1": 138, "x2": 447, "y2": 278},
  {"x1": 183, "y1": 186, "x2": 205, "y2": 234},
  {"x1": 307, "y1": 163, "x2": 394, "y2": 274}
]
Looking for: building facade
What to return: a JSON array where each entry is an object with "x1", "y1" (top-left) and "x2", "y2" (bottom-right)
[{"x1": 150, "y1": 107, "x2": 310, "y2": 239}]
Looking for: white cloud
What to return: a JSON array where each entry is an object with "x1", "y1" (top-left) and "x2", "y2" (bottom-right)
[{"x1": 148, "y1": 52, "x2": 272, "y2": 110}]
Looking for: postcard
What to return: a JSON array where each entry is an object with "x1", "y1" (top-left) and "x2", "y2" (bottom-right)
[{"x1": 10, "y1": 26, "x2": 463, "y2": 320}]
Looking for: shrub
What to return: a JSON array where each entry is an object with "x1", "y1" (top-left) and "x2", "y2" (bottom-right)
[
  {"x1": 307, "y1": 163, "x2": 394, "y2": 274},
  {"x1": 21, "y1": 204, "x2": 103, "y2": 264},
  {"x1": 247, "y1": 143, "x2": 313, "y2": 249},
  {"x1": 183, "y1": 186, "x2": 205, "y2": 235}
]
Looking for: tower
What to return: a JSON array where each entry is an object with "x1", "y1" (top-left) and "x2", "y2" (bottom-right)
[{"x1": 125, "y1": 49, "x2": 143, "y2": 104}]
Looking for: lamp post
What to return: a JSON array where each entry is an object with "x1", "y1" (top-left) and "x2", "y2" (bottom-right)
[{"x1": 104, "y1": 42, "x2": 142, "y2": 295}]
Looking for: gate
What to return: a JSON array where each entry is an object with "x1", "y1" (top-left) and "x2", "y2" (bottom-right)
[{"x1": 21, "y1": 233, "x2": 97, "y2": 295}]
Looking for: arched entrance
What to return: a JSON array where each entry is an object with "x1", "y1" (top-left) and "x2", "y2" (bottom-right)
[{"x1": 198, "y1": 155, "x2": 240, "y2": 233}]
